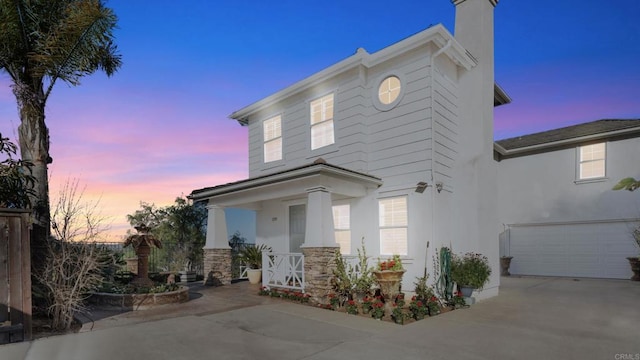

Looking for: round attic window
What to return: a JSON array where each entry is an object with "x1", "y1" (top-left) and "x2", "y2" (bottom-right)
[{"x1": 378, "y1": 76, "x2": 401, "y2": 105}]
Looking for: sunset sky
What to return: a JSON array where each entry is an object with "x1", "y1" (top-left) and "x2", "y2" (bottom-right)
[{"x1": 1, "y1": 0, "x2": 638, "y2": 241}]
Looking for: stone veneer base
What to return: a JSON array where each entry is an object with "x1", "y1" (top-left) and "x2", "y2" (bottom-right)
[
  {"x1": 302, "y1": 247, "x2": 339, "y2": 305},
  {"x1": 203, "y1": 248, "x2": 232, "y2": 285}
]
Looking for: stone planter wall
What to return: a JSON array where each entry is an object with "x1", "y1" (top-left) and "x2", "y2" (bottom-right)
[
  {"x1": 302, "y1": 247, "x2": 339, "y2": 304},
  {"x1": 203, "y1": 248, "x2": 232, "y2": 285},
  {"x1": 88, "y1": 286, "x2": 189, "y2": 311}
]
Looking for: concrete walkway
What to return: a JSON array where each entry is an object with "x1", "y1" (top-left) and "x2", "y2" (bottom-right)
[{"x1": 1, "y1": 277, "x2": 639, "y2": 360}]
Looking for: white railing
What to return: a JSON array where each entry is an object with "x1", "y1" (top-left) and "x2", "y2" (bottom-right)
[
  {"x1": 239, "y1": 265, "x2": 248, "y2": 279},
  {"x1": 263, "y1": 252, "x2": 305, "y2": 292}
]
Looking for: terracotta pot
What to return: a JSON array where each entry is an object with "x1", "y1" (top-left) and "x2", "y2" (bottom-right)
[
  {"x1": 627, "y1": 257, "x2": 640, "y2": 281},
  {"x1": 373, "y1": 270, "x2": 405, "y2": 319},
  {"x1": 373, "y1": 270, "x2": 406, "y2": 282}
]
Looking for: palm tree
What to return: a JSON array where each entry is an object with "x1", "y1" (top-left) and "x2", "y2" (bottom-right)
[{"x1": 0, "y1": 0, "x2": 122, "y2": 243}]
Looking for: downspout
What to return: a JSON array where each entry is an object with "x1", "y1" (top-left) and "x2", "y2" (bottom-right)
[{"x1": 425, "y1": 39, "x2": 452, "y2": 275}]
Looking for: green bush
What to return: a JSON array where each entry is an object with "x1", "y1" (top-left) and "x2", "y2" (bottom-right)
[{"x1": 451, "y1": 252, "x2": 492, "y2": 289}]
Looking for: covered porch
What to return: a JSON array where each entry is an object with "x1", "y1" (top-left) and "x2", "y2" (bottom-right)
[{"x1": 189, "y1": 159, "x2": 382, "y2": 302}]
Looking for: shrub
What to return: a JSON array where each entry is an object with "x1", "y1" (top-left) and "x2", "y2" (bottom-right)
[{"x1": 451, "y1": 252, "x2": 492, "y2": 289}]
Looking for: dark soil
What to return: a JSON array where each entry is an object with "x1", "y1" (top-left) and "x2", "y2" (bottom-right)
[{"x1": 31, "y1": 314, "x2": 82, "y2": 340}]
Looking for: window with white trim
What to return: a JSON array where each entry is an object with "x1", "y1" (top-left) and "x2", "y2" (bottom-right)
[
  {"x1": 332, "y1": 204, "x2": 351, "y2": 254},
  {"x1": 379, "y1": 196, "x2": 407, "y2": 255},
  {"x1": 310, "y1": 93, "x2": 334, "y2": 150},
  {"x1": 263, "y1": 115, "x2": 282, "y2": 163},
  {"x1": 578, "y1": 143, "x2": 605, "y2": 180}
]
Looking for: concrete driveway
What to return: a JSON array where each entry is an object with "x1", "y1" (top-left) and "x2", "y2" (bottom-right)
[{"x1": 1, "y1": 276, "x2": 638, "y2": 360}]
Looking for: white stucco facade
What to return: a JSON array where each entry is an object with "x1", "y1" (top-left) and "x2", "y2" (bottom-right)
[{"x1": 496, "y1": 122, "x2": 640, "y2": 279}]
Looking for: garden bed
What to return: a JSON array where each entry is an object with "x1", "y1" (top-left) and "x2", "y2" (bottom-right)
[
  {"x1": 88, "y1": 285, "x2": 189, "y2": 311},
  {"x1": 259, "y1": 286, "x2": 464, "y2": 325}
]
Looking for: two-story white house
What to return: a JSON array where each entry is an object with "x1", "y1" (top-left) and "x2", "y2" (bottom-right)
[
  {"x1": 190, "y1": 0, "x2": 507, "y2": 301},
  {"x1": 496, "y1": 119, "x2": 640, "y2": 279}
]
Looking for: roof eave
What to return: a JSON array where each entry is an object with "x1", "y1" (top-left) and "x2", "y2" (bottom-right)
[
  {"x1": 228, "y1": 24, "x2": 475, "y2": 123},
  {"x1": 494, "y1": 125, "x2": 640, "y2": 158},
  {"x1": 189, "y1": 163, "x2": 382, "y2": 201},
  {"x1": 494, "y1": 83, "x2": 511, "y2": 107}
]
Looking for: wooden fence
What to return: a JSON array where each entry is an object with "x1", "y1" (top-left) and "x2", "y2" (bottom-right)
[{"x1": 0, "y1": 209, "x2": 32, "y2": 344}]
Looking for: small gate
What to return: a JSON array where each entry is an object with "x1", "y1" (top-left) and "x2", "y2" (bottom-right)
[
  {"x1": 263, "y1": 252, "x2": 304, "y2": 291},
  {"x1": 0, "y1": 209, "x2": 32, "y2": 344}
]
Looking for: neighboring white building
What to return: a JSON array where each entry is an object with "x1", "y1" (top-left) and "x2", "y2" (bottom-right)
[
  {"x1": 496, "y1": 119, "x2": 640, "y2": 279},
  {"x1": 190, "y1": 0, "x2": 507, "y2": 301}
]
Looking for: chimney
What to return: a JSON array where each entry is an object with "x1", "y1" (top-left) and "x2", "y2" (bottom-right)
[
  {"x1": 449, "y1": 0, "x2": 501, "y2": 297},
  {"x1": 452, "y1": 0, "x2": 498, "y2": 150}
]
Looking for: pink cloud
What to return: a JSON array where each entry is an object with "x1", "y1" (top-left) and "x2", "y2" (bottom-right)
[
  {"x1": 495, "y1": 62, "x2": 640, "y2": 140},
  {"x1": 49, "y1": 169, "x2": 248, "y2": 241}
]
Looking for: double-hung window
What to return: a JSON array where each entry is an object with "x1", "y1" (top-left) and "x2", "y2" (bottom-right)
[
  {"x1": 578, "y1": 143, "x2": 605, "y2": 180},
  {"x1": 310, "y1": 93, "x2": 334, "y2": 150},
  {"x1": 263, "y1": 115, "x2": 282, "y2": 163},
  {"x1": 379, "y1": 196, "x2": 408, "y2": 256},
  {"x1": 332, "y1": 204, "x2": 351, "y2": 254}
]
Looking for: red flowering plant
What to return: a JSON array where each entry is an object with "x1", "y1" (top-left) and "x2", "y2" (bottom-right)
[
  {"x1": 327, "y1": 293, "x2": 340, "y2": 309},
  {"x1": 345, "y1": 299, "x2": 358, "y2": 315},
  {"x1": 361, "y1": 296, "x2": 374, "y2": 314},
  {"x1": 377, "y1": 254, "x2": 404, "y2": 271},
  {"x1": 427, "y1": 296, "x2": 441, "y2": 316},
  {"x1": 409, "y1": 296, "x2": 428, "y2": 320},
  {"x1": 449, "y1": 290, "x2": 467, "y2": 309},
  {"x1": 290, "y1": 291, "x2": 302, "y2": 301},
  {"x1": 371, "y1": 299, "x2": 385, "y2": 319},
  {"x1": 258, "y1": 286, "x2": 270, "y2": 296},
  {"x1": 281, "y1": 289, "x2": 291, "y2": 299},
  {"x1": 391, "y1": 302, "x2": 406, "y2": 324}
]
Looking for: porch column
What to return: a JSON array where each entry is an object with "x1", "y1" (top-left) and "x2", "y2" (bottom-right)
[
  {"x1": 203, "y1": 205, "x2": 232, "y2": 285},
  {"x1": 301, "y1": 186, "x2": 339, "y2": 304},
  {"x1": 302, "y1": 186, "x2": 337, "y2": 247}
]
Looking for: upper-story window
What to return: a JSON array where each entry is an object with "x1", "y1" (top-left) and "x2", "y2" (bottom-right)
[
  {"x1": 379, "y1": 196, "x2": 408, "y2": 256},
  {"x1": 373, "y1": 73, "x2": 405, "y2": 111},
  {"x1": 263, "y1": 115, "x2": 282, "y2": 163},
  {"x1": 332, "y1": 204, "x2": 351, "y2": 254},
  {"x1": 578, "y1": 143, "x2": 606, "y2": 180},
  {"x1": 310, "y1": 93, "x2": 334, "y2": 150},
  {"x1": 378, "y1": 76, "x2": 401, "y2": 105}
]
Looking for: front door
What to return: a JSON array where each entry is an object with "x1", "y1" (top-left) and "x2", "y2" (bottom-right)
[{"x1": 289, "y1": 204, "x2": 306, "y2": 253}]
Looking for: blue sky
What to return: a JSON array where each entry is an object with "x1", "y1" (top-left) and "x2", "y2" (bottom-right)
[{"x1": 1, "y1": 0, "x2": 638, "y2": 241}]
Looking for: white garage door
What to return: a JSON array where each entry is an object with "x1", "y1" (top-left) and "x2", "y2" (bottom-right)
[{"x1": 506, "y1": 222, "x2": 636, "y2": 279}]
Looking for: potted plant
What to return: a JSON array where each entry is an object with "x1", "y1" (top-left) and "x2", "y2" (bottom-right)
[
  {"x1": 371, "y1": 297, "x2": 385, "y2": 320},
  {"x1": 124, "y1": 224, "x2": 162, "y2": 287},
  {"x1": 409, "y1": 296, "x2": 428, "y2": 320},
  {"x1": 373, "y1": 254, "x2": 406, "y2": 317},
  {"x1": 500, "y1": 256, "x2": 514, "y2": 276},
  {"x1": 450, "y1": 252, "x2": 492, "y2": 297},
  {"x1": 361, "y1": 296, "x2": 373, "y2": 314},
  {"x1": 352, "y1": 243, "x2": 374, "y2": 300},
  {"x1": 238, "y1": 244, "x2": 271, "y2": 284},
  {"x1": 627, "y1": 226, "x2": 640, "y2": 281},
  {"x1": 345, "y1": 300, "x2": 358, "y2": 315},
  {"x1": 391, "y1": 302, "x2": 406, "y2": 324},
  {"x1": 612, "y1": 178, "x2": 640, "y2": 280}
]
